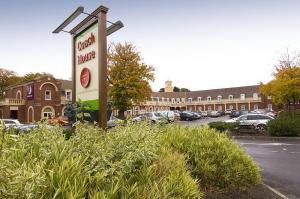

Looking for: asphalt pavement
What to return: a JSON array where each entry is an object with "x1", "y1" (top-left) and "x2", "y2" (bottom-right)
[
  {"x1": 235, "y1": 138, "x2": 300, "y2": 199},
  {"x1": 178, "y1": 115, "x2": 230, "y2": 126}
]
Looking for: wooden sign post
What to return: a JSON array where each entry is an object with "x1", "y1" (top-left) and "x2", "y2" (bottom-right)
[{"x1": 53, "y1": 5, "x2": 123, "y2": 129}]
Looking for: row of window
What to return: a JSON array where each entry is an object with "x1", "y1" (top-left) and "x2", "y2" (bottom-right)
[
  {"x1": 15, "y1": 90, "x2": 72, "y2": 101},
  {"x1": 187, "y1": 104, "x2": 272, "y2": 112},
  {"x1": 152, "y1": 93, "x2": 266, "y2": 103}
]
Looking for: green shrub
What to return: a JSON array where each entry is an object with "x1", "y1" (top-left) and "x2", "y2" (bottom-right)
[
  {"x1": 0, "y1": 122, "x2": 203, "y2": 199},
  {"x1": 208, "y1": 122, "x2": 239, "y2": 132},
  {"x1": 160, "y1": 125, "x2": 261, "y2": 191},
  {"x1": 267, "y1": 117, "x2": 300, "y2": 136}
]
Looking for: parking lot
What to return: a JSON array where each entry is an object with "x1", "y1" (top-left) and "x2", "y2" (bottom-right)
[{"x1": 178, "y1": 115, "x2": 230, "y2": 126}]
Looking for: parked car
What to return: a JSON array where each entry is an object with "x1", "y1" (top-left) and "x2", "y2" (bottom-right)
[
  {"x1": 226, "y1": 113, "x2": 274, "y2": 131},
  {"x1": 173, "y1": 110, "x2": 181, "y2": 120},
  {"x1": 191, "y1": 112, "x2": 201, "y2": 119},
  {"x1": 132, "y1": 114, "x2": 147, "y2": 122},
  {"x1": 200, "y1": 111, "x2": 208, "y2": 117},
  {"x1": 107, "y1": 115, "x2": 123, "y2": 128},
  {"x1": 225, "y1": 109, "x2": 233, "y2": 115},
  {"x1": 158, "y1": 111, "x2": 175, "y2": 122},
  {"x1": 218, "y1": 110, "x2": 225, "y2": 116},
  {"x1": 145, "y1": 112, "x2": 166, "y2": 123},
  {"x1": 180, "y1": 112, "x2": 195, "y2": 121},
  {"x1": 0, "y1": 119, "x2": 23, "y2": 128},
  {"x1": 210, "y1": 111, "x2": 221, "y2": 117}
]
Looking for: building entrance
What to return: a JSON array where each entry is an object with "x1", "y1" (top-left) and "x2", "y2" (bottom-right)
[{"x1": 10, "y1": 110, "x2": 18, "y2": 119}]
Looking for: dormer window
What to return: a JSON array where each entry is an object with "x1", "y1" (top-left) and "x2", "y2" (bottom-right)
[
  {"x1": 197, "y1": 97, "x2": 201, "y2": 102},
  {"x1": 207, "y1": 96, "x2": 211, "y2": 102},
  {"x1": 181, "y1": 98, "x2": 185, "y2": 103},
  {"x1": 188, "y1": 98, "x2": 192, "y2": 103},
  {"x1": 228, "y1": 95, "x2": 233, "y2": 101},
  {"x1": 253, "y1": 93, "x2": 258, "y2": 100},
  {"x1": 240, "y1": 94, "x2": 245, "y2": 100},
  {"x1": 217, "y1": 95, "x2": 222, "y2": 102}
]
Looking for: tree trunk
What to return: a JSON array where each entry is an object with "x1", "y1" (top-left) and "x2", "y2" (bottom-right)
[{"x1": 293, "y1": 97, "x2": 296, "y2": 118}]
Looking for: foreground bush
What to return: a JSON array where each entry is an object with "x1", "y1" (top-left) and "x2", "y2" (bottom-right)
[
  {"x1": 160, "y1": 125, "x2": 261, "y2": 191},
  {"x1": 0, "y1": 123, "x2": 202, "y2": 199},
  {"x1": 208, "y1": 121, "x2": 239, "y2": 132},
  {"x1": 267, "y1": 117, "x2": 300, "y2": 136}
]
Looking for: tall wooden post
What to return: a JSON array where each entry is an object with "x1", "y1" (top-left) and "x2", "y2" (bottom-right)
[{"x1": 98, "y1": 6, "x2": 108, "y2": 129}]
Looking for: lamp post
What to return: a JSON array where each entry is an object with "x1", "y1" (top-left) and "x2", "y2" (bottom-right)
[{"x1": 53, "y1": 5, "x2": 123, "y2": 129}]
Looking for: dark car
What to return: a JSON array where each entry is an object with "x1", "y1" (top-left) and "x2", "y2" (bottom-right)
[
  {"x1": 230, "y1": 110, "x2": 240, "y2": 118},
  {"x1": 180, "y1": 112, "x2": 195, "y2": 121}
]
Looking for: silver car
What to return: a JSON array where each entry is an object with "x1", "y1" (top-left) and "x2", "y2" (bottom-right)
[
  {"x1": 0, "y1": 119, "x2": 23, "y2": 128},
  {"x1": 226, "y1": 113, "x2": 274, "y2": 131}
]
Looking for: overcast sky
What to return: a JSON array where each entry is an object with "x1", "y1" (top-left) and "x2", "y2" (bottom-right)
[{"x1": 1, "y1": 0, "x2": 300, "y2": 91}]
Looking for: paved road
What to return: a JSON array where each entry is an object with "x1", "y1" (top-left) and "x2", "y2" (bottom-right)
[
  {"x1": 178, "y1": 115, "x2": 230, "y2": 126},
  {"x1": 235, "y1": 138, "x2": 300, "y2": 199}
]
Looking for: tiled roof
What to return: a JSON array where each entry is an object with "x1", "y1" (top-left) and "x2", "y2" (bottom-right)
[
  {"x1": 152, "y1": 85, "x2": 260, "y2": 100},
  {"x1": 58, "y1": 79, "x2": 72, "y2": 90}
]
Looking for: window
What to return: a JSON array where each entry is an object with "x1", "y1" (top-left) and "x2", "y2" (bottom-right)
[
  {"x1": 45, "y1": 90, "x2": 51, "y2": 100},
  {"x1": 228, "y1": 95, "x2": 233, "y2": 101},
  {"x1": 229, "y1": 105, "x2": 234, "y2": 110},
  {"x1": 217, "y1": 95, "x2": 222, "y2": 102},
  {"x1": 267, "y1": 104, "x2": 272, "y2": 111},
  {"x1": 43, "y1": 107, "x2": 53, "y2": 119},
  {"x1": 247, "y1": 115, "x2": 259, "y2": 120},
  {"x1": 207, "y1": 106, "x2": 212, "y2": 111},
  {"x1": 188, "y1": 98, "x2": 192, "y2": 103},
  {"x1": 240, "y1": 94, "x2": 245, "y2": 100},
  {"x1": 253, "y1": 93, "x2": 258, "y2": 100},
  {"x1": 166, "y1": 98, "x2": 170, "y2": 102},
  {"x1": 197, "y1": 97, "x2": 201, "y2": 102},
  {"x1": 241, "y1": 105, "x2": 246, "y2": 111},
  {"x1": 198, "y1": 106, "x2": 202, "y2": 111},
  {"x1": 181, "y1": 98, "x2": 185, "y2": 103},
  {"x1": 207, "y1": 96, "x2": 211, "y2": 102},
  {"x1": 253, "y1": 104, "x2": 258, "y2": 110},
  {"x1": 176, "y1": 98, "x2": 180, "y2": 103},
  {"x1": 172, "y1": 98, "x2": 175, "y2": 103},
  {"x1": 66, "y1": 91, "x2": 72, "y2": 101}
]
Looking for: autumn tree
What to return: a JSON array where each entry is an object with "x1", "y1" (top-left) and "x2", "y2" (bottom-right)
[
  {"x1": 0, "y1": 68, "x2": 20, "y2": 98},
  {"x1": 260, "y1": 51, "x2": 300, "y2": 117},
  {"x1": 108, "y1": 43, "x2": 154, "y2": 119}
]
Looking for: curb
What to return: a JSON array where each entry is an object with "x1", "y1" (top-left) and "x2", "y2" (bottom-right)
[
  {"x1": 262, "y1": 183, "x2": 289, "y2": 199},
  {"x1": 231, "y1": 136, "x2": 300, "y2": 141}
]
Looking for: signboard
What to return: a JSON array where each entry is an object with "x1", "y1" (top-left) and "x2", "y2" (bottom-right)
[
  {"x1": 75, "y1": 23, "x2": 99, "y2": 110},
  {"x1": 26, "y1": 84, "x2": 34, "y2": 100}
]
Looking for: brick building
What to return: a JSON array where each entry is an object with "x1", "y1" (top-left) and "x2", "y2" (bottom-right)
[
  {"x1": 128, "y1": 81, "x2": 276, "y2": 116},
  {"x1": 0, "y1": 76, "x2": 72, "y2": 123}
]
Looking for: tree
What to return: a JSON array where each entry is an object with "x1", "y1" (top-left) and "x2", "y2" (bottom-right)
[
  {"x1": 20, "y1": 72, "x2": 52, "y2": 83},
  {"x1": 180, "y1": 88, "x2": 190, "y2": 92},
  {"x1": 159, "y1": 88, "x2": 165, "y2": 92},
  {"x1": 173, "y1": 86, "x2": 180, "y2": 92},
  {"x1": 0, "y1": 68, "x2": 20, "y2": 99},
  {"x1": 108, "y1": 43, "x2": 154, "y2": 119},
  {"x1": 260, "y1": 51, "x2": 300, "y2": 117}
]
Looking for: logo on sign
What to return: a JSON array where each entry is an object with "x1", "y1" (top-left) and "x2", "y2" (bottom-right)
[
  {"x1": 26, "y1": 84, "x2": 34, "y2": 100},
  {"x1": 80, "y1": 68, "x2": 91, "y2": 88}
]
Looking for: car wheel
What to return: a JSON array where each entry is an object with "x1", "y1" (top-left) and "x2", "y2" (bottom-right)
[{"x1": 256, "y1": 124, "x2": 267, "y2": 132}]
